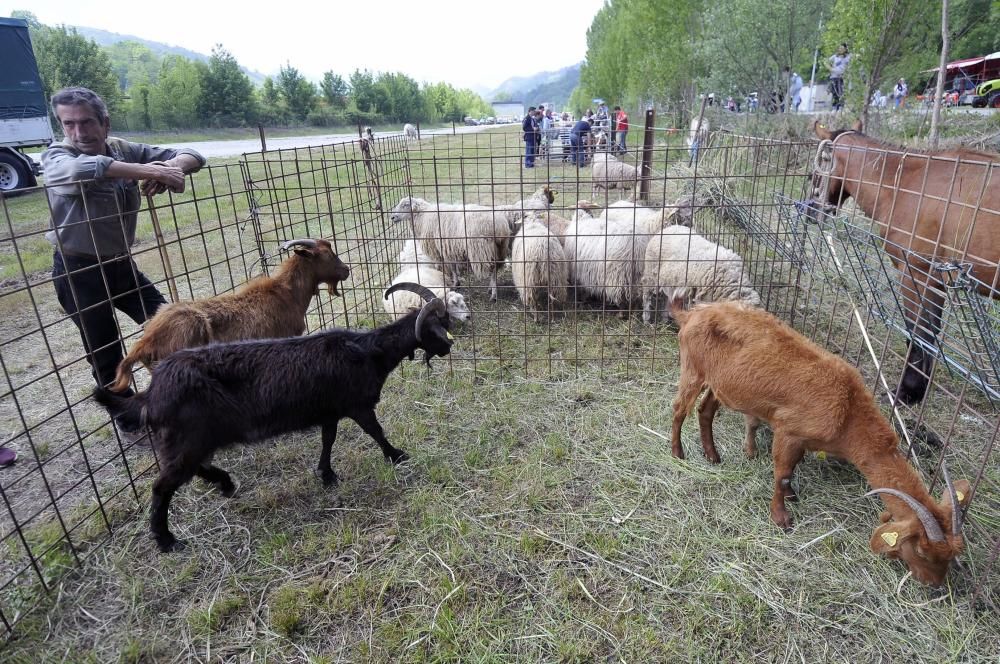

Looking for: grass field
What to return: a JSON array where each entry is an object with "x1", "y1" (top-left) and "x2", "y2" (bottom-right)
[{"x1": 1, "y1": 124, "x2": 998, "y2": 661}]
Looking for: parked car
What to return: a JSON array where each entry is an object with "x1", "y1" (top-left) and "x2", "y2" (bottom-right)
[{"x1": 464, "y1": 117, "x2": 479, "y2": 126}]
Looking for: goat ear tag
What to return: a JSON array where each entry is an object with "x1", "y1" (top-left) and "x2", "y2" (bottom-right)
[
  {"x1": 446, "y1": 331, "x2": 454, "y2": 340},
  {"x1": 815, "y1": 451, "x2": 827, "y2": 461},
  {"x1": 956, "y1": 490, "x2": 965, "y2": 503},
  {"x1": 880, "y1": 531, "x2": 899, "y2": 547}
]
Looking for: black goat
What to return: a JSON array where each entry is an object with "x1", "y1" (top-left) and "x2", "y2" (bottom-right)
[{"x1": 94, "y1": 283, "x2": 453, "y2": 552}]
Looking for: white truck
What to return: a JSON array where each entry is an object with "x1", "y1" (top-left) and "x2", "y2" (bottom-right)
[{"x1": 0, "y1": 17, "x2": 53, "y2": 193}]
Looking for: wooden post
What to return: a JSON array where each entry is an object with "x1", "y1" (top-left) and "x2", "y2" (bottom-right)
[
  {"x1": 452, "y1": 120, "x2": 456, "y2": 135},
  {"x1": 357, "y1": 121, "x2": 364, "y2": 138},
  {"x1": 257, "y1": 124, "x2": 267, "y2": 152},
  {"x1": 146, "y1": 195, "x2": 179, "y2": 303},
  {"x1": 638, "y1": 108, "x2": 656, "y2": 202},
  {"x1": 416, "y1": 122, "x2": 421, "y2": 140}
]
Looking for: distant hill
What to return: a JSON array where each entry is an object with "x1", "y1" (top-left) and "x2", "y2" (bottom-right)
[
  {"x1": 488, "y1": 63, "x2": 582, "y2": 109},
  {"x1": 71, "y1": 26, "x2": 268, "y2": 86}
]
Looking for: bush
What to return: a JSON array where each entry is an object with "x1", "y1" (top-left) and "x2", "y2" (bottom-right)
[{"x1": 306, "y1": 107, "x2": 347, "y2": 127}]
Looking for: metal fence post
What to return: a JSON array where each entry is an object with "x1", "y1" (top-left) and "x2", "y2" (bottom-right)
[{"x1": 639, "y1": 108, "x2": 656, "y2": 202}]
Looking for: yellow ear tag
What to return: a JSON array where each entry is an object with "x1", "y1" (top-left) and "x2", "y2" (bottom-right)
[
  {"x1": 881, "y1": 531, "x2": 898, "y2": 547},
  {"x1": 816, "y1": 451, "x2": 827, "y2": 461},
  {"x1": 446, "y1": 331, "x2": 454, "y2": 340},
  {"x1": 955, "y1": 490, "x2": 965, "y2": 503}
]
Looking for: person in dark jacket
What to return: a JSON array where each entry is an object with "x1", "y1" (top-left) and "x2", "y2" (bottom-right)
[
  {"x1": 522, "y1": 107, "x2": 539, "y2": 168},
  {"x1": 569, "y1": 117, "x2": 592, "y2": 166},
  {"x1": 42, "y1": 87, "x2": 205, "y2": 396}
]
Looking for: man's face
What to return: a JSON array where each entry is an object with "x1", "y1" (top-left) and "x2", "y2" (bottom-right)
[
  {"x1": 55, "y1": 104, "x2": 109, "y2": 156},
  {"x1": 837, "y1": 45, "x2": 847, "y2": 56}
]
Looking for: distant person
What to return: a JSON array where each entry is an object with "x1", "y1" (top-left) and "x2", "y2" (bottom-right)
[
  {"x1": 522, "y1": 106, "x2": 538, "y2": 168},
  {"x1": 541, "y1": 108, "x2": 556, "y2": 157},
  {"x1": 786, "y1": 68, "x2": 803, "y2": 112},
  {"x1": 569, "y1": 116, "x2": 592, "y2": 166},
  {"x1": 824, "y1": 42, "x2": 850, "y2": 111},
  {"x1": 614, "y1": 105, "x2": 629, "y2": 153},
  {"x1": 892, "y1": 78, "x2": 908, "y2": 109},
  {"x1": 41, "y1": 87, "x2": 205, "y2": 439}
]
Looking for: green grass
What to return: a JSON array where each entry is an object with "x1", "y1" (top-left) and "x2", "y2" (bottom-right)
[{"x1": 1, "y1": 124, "x2": 998, "y2": 662}]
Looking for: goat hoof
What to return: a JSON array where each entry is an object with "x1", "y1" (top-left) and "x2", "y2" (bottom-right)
[
  {"x1": 770, "y1": 510, "x2": 794, "y2": 532},
  {"x1": 390, "y1": 450, "x2": 410, "y2": 465},
  {"x1": 218, "y1": 481, "x2": 238, "y2": 498},
  {"x1": 315, "y1": 468, "x2": 338, "y2": 487},
  {"x1": 154, "y1": 534, "x2": 185, "y2": 553}
]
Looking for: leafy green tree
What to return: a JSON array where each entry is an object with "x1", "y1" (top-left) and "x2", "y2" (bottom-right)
[
  {"x1": 197, "y1": 45, "x2": 257, "y2": 126},
  {"x1": 106, "y1": 40, "x2": 160, "y2": 91},
  {"x1": 349, "y1": 69, "x2": 378, "y2": 112},
  {"x1": 320, "y1": 72, "x2": 349, "y2": 108},
  {"x1": 375, "y1": 72, "x2": 423, "y2": 122},
  {"x1": 276, "y1": 63, "x2": 317, "y2": 121},
  {"x1": 10, "y1": 10, "x2": 42, "y2": 28},
  {"x1": 31, "y1": 25, "x2": 122, "y2": 116},
  {"x1": 150, "y1": 56, "x2": 202, "y2": 128},
  {"x1": 949, "y1": 0, "x2": 1000, "y2": 59},
  {"x1": 698, "y1": 0, "x2": 825, "y2": 105},
  {"x1": 825, "y1": 0, "x2": 937, "y2": 122}
]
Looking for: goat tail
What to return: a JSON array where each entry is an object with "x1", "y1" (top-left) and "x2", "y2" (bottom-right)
[
  {"x1": 667, "y1": 293, "x2": 692, "y2": 326},
  {"x1": 93, "y1": 387, "x2": 148, "y2": 431},
  {"x1": 111, "y1": 341, "x2": 149, "y2": 393}
]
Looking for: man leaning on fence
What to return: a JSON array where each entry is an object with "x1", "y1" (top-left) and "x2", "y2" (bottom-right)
[{"x1": 42, "y1": 87, "x2": 206, "y2": 437}]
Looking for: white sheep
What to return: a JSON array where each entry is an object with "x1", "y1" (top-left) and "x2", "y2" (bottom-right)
[
  {"x1": 385, "y1": 240, "x2": 470, "y2": 322},
  {"x1": 403, "y1": 123, "x2": 418, "y2": 140},
  {"x1": 510, "y1": 217, "x2": 569, "y2": 320},
  {"x1": 562, "y1": 216, "x2": 646, "y2": 310},
  {"x1": 592, "y1": 152, "x2": 638, "y2": 195},
  {"x1": 390, "y1": 196, "x2": 513, "y2": 301},
  {"x1": 497, "y1": 185, "x2": 555, "y2": 226},
  {"x1": 641, "y1": 225, "x2": 760, "y2": 323}
]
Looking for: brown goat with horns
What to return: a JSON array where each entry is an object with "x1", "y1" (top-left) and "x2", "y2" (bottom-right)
[
  {"x1": 668, "y1": 300, "x2": 969, "y2": 586},
  {"x1": 111, "y1": 238, "x2": 351, "y2": 392}
]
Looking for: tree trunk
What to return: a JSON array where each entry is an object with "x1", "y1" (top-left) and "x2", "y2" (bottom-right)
[{"x1": 929, "y1": 0, "x2": 950, "y2": 149}]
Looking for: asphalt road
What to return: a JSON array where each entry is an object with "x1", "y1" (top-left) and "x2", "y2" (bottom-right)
[{"x1": 157, "y1": 123, "x2": 504, "y2": 159}]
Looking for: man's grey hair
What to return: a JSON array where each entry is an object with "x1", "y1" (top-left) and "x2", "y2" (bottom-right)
[{"x1": 50, "y1": 87, "x2": 110, "y2": 124}]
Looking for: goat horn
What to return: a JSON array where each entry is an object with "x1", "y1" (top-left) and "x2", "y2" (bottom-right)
[
  {"x1": 383, "y1": 282, "x2": 437, "y2": 303},
  {"x1": 865, "y1": 488, "x2": 946, "y2": 543},
  {"x1": 280, "y1": 238, "x2": 318, "y2": 251},
  {"x1": 414, "y1": 298, "x2": 446, "y2": 343},
  {"x1": 940, "y1": 462, "x2": 963, "y2": 535}
]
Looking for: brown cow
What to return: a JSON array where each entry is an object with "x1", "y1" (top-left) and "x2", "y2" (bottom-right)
[{"x1": 805, "y1": 120, "x2": 1000, "y2": 404}]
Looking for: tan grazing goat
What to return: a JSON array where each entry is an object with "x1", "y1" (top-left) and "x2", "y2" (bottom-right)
[
  {"x1": 111, "y1": 239, "x2": 351, "y2": 392},
  {"x1": 668, "y1": 300, "x2": 969, "y2": 586}
]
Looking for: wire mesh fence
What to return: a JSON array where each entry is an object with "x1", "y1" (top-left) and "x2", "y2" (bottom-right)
[{"x1": 0, "y1": 121, "x2": 997, "y2": 634}]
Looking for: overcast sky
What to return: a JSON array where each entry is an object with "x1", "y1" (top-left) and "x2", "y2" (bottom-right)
[{"x1": 7, "y1": 0, "x2": 606, "y2": 92}]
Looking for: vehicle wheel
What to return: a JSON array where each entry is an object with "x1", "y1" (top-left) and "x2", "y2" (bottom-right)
[
  {"x1": 990, "y1": 92, "x2": 1000, "y2": 109},
  {"x1": 0, "y1": 153, "x2": 32, "y2": 193}
]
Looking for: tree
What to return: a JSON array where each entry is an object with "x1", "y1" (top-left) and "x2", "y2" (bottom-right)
[
  {"x1": 930, "y1": 0, "x2": 950, "y2": 147},
  {"x1": 375, "y1": 72, "x2": 423, "y2": 122},
  {"x1": 31, "y1": 25, "x2": 122, "y2": 115},
  {"x1": 824, "y1": 0, "x2": 937, "y2": 123},
  {"x1": 349, "y1": 69, "x2": 378, "y2": 112},
  {"x1": 10, "y1": 10, "x2": 42, "y2": 28},
  {"x1": 197, "y1": 45, "x2": 257, "y2": 127},
  {"x1": 276, "y1": 63, "x2": 317, "y2": 121},
  {"x1": 698, "y1": 0, "x2": 825, "y2": 106},
  {"x1": 106, "y1": 40, "x2": 160, "y2": 91},
  {"x1": 320, "y1": 72, "x2": 349, "y2": 108},
  {"x1": 150, "y1": 56, "x2": 202, "y2": 129}
]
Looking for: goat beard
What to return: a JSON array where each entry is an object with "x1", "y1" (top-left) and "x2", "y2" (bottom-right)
[{"x1": 324, "y1": 282, "x2": 342, "y2": 297}]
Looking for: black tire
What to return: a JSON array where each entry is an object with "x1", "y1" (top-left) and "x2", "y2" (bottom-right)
[
  {"x1": 990, "y1": 92, "x2": 1000, "y2": 109},
  {"x1": 0, "y1": 152, "x2": 34, "y2": 193}
]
